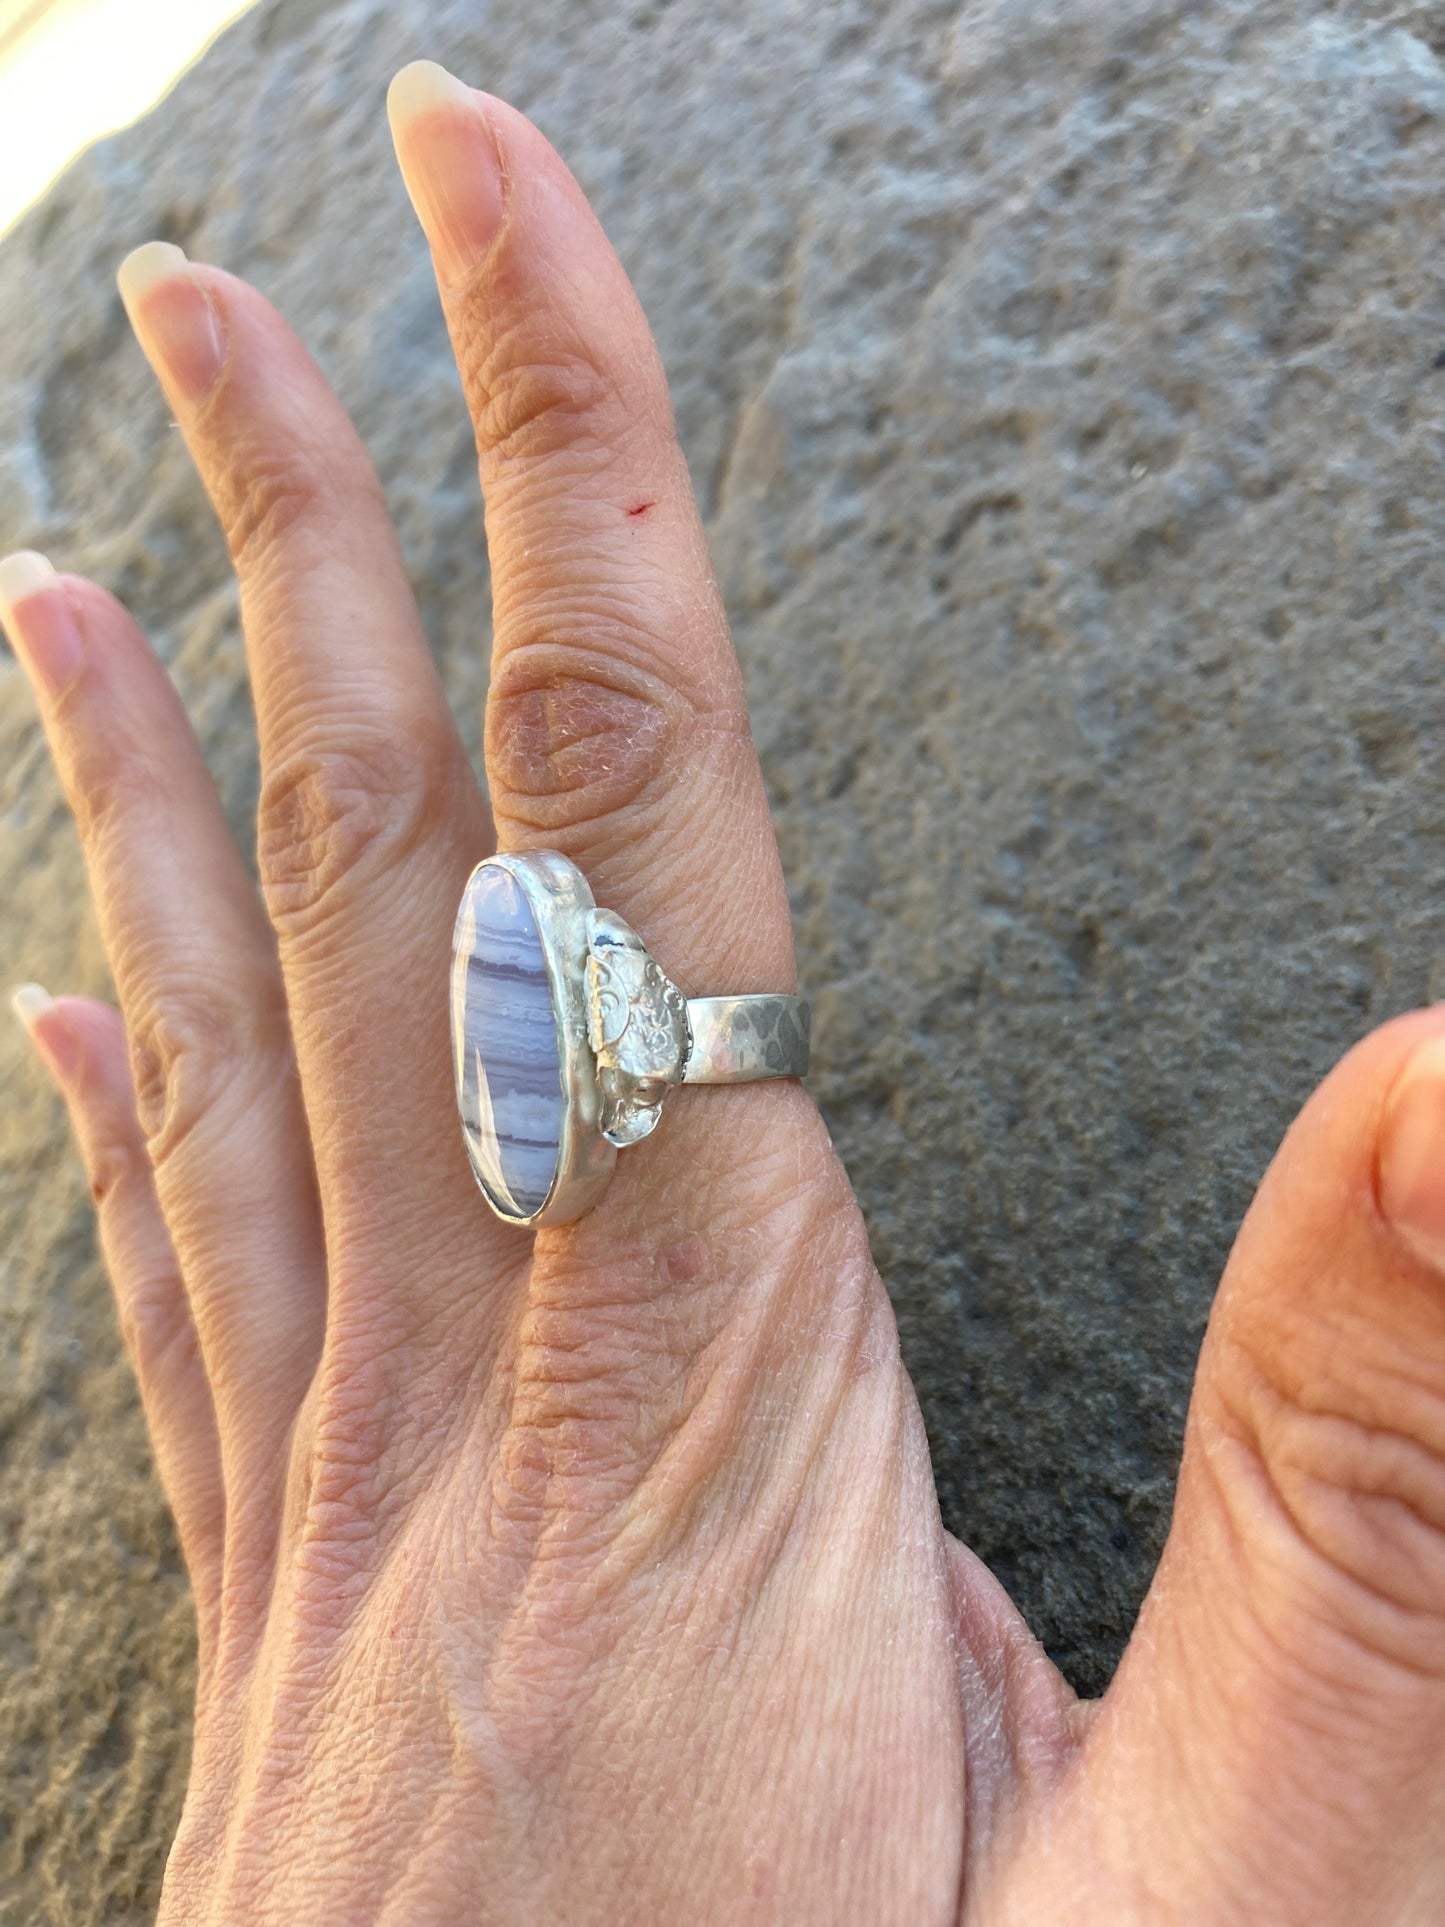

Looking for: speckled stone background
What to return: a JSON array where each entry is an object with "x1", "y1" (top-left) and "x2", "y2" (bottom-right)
[{"x1": 4, "y1": 0, "x2": 1445, "y2": 1915}]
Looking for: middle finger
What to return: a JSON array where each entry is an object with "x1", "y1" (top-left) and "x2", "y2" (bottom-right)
[{"x1": 117, "y1": 243, "x2": 528, "y2": 1338}]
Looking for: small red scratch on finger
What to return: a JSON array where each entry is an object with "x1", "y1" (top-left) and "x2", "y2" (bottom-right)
[{"x1": 626, "y1": 500, "x2": 657, "y2": 517}]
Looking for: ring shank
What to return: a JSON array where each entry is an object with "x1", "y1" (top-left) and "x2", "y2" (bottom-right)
[{"x1": 682, "y1": 995, "x2": 811, "y2": 1085}]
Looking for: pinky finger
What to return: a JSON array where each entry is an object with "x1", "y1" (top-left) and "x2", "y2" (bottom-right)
[{"x1": 14, "y1": 987, "x2": 225, "y2": 1667}]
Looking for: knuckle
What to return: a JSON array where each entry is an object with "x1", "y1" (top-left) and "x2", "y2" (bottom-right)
[
  {"x1": 257, "y1": 723, "x2": 469, "y2": 942},
  {"x1": 468, "y1": 321, "x2": 621, "y2": 468},
  {"x1": 1212, "y1": 1311, "x2": 1445, "y2": 1659},
  {"x1": 127, "y1": 990, "x2": 273, "y2": 1171},
  {"x1": 65, "y1": 736, "x2": 167, "y2": 857},
  {"x1": 487, "y1": 647, "x2": 676, "y2": 835},
  {"x1": 487, "y1": 633, "x2": 746, "y2": 841},
  {"x1": 216, "y1": 434, "x2": 385, "y2": 577},
  {"x1": 219, "y1": 447, "x2": 326, "y2": 575},
  {"x1": 117, "y1": 1268, "x2": 198, "y2": 1392},
  {"x1": 82, "y1": 1125, "x2": 148, "y2": 1215}
]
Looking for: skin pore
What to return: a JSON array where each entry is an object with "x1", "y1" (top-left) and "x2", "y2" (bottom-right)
[{"x1": 2, "y1": 57, "x2": 1444, "y2": 1926}]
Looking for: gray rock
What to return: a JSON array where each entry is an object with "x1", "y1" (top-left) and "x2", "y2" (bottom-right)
[{"x1": 5, "y1": 0, "x2": 1445, "y2": 1913}]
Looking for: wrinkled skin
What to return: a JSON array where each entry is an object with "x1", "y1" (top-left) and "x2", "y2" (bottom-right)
[{"x1": 4, "y1": 59, "x2": 1444, "y2": 1927}]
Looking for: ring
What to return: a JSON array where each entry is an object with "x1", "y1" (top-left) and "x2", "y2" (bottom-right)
[{"x1": 450, "y1": 851, "x2": 812, "y2": 1226}]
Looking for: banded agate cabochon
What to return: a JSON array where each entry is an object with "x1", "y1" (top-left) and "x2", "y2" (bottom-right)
[{"x1": 451, "y1": 864, "x2": 565, "y2": 1220}]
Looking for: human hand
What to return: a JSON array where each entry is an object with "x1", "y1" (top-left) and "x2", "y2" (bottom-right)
[{"x1": 4, "y1": 59, "x2": 1443, "y2": 1924}]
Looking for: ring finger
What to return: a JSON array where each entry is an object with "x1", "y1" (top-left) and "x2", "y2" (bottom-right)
[{"x1": 0, "y1": 559, "x2": 324, "y2": 1562}]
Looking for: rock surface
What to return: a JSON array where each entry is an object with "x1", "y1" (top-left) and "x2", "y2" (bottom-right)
[{"x1": 5, "y1": 0, "x2": 1445, "y2": 1913}]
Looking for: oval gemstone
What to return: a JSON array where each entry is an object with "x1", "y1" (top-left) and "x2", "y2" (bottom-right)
[{"x1": 451, "y1": 864, "x2": 565, "y2": 1220}]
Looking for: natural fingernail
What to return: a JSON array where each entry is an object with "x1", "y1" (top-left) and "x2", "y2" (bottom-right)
[
  {"x1": 0, "y1": 552, "x2": 84, "y2": 695},
  {"x1": 117, "y1": 241, "x2": 227, "y2": 408},
  {"x1": 387, "y1": 60, "x2": 505, "y2": 285},
  {"x1": 1378, "y1": 1034, "x2": 1445, "y2": 1270},
  {"x1": 12, "y1": 984, "x2": 81, "y2": 1086}
]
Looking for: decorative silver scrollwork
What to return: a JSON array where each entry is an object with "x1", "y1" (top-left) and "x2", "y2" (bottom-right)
[{"x1": 584, "y1": 910, "x2": 691, "y2": 1145}]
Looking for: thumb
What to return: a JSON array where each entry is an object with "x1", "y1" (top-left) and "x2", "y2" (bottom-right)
[{"x1": 1011, "y1": 1011, "x2": 1445, "y2": 1924}]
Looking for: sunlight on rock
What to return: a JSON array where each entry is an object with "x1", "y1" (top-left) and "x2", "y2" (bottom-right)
[{"x1": 0, "y1": 0, "x2": 256, "y2": 236}]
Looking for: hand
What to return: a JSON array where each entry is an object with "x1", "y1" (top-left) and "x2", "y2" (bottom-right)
[{"x1": 4, "y1": 59, "x2": 1444, "y2": 1925}]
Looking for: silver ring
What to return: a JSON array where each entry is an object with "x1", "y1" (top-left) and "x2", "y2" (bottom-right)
[{"x1": 449, "y1": 850, "x2": 811, "y2": 1227}]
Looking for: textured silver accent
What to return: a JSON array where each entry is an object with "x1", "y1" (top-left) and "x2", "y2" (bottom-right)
[{"x1": 585, "y1": 908, "x2": 691, "y2": 1145}]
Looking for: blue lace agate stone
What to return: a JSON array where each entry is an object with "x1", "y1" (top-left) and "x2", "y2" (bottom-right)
[{"x1": 451, "y1": 864, "x2": 565, "y2": 1219}]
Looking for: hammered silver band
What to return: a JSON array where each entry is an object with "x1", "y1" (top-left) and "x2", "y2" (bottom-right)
[{"x1": 681, "y1": 996, "x2": 811, "y2": 1084}]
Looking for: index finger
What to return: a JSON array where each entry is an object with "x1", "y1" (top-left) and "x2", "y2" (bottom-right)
[{"x1": 387, "y1": 62, "x2": 796, "y2": 1003}]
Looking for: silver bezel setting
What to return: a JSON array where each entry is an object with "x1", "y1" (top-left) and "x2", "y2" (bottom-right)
[
  {"x1": 454, "y1": 850, "x2": 616, "y2": 1228},
  {"x1": 453, "y1": 849, "x2": 810, "y2": 1229}
]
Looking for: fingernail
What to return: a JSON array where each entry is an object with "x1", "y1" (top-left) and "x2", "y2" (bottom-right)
[
  {"x1": 0, "y1": 552, "x2": 84, "y2": 695},
  {"x1": 117, "y1": 241, "x2": 227, "y2": 408},
  {"x1": 12, "y1": 984, "x2": 81, "y2": 1086},
  {"x1": 1378, "y1": 1034, "x2": 1445, "y2": 1270},
  {"x1": 387, "y1": 60, "x2": 506, "y2": 285}
]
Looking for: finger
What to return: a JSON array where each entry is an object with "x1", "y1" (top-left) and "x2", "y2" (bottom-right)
[
  {"x1": 386, "y1": 67, "x2": 840, "y2": 1521},
  {"x1": 13, "y1": 988, "x2": 225, "y2": 1661},
  {"x1": 0, "y1": 554, "x2": 324, "y2": 1527},
  {"x1": 114, "y1": 244, "x2": 525, "y2": 1333},
  {"x1": 1028, "y1": 1011, "x2": 1445, "y2": 1923},
  {"x1": 387, "y1": 62, "x2": 795, "y2": 1001}
]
